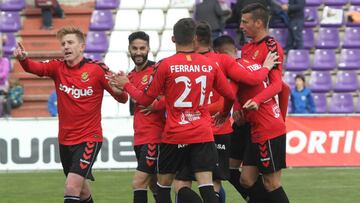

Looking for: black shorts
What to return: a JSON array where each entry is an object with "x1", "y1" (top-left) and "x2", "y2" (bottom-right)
[
  {"x1": 243, "y1": 135, "x2": 287, "y2": 174},
  {"x1": 176, "y1": 135, "x2": 230, "y2": 181},
  {"x1": 230, "y1": 122, "x2": 251, "y2": 160},
  {"x1": 59, "y1": 142, "x2": 102, "y2": 181},
  {"x1": 158, "y1": 142, "x2": 218, "y2": 175},
  {"x1": 134, "y1": 144, "x2": 158, "y2": 174}
]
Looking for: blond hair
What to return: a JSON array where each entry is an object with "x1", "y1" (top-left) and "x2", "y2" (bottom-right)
[{"x1": 56, "y1": 27, "x2": 85, "y2": 44}]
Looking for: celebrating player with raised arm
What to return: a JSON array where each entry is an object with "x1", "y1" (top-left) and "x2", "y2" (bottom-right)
[{"x1": 14, "y1": 27, "x2": 128, "y2": 203}]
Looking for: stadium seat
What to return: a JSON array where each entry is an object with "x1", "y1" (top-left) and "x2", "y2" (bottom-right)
[
  {"x1": 283, "y1": 71, "x2": 303, "y2": 88},
  {"x1": 104, "y1": 52, "x2": 129, "y2": 73},
  {"x1": 333, "y1": 71, "x2": 359, "y2": 92},
  {"x1": 119, "y1": 0, "x2": 145, "y2": 10},
  {"x1": 320, "y1": 6, "x2": 344, "y2": 27},
  {"x1": 102, "y1": 95, "x2": 120, "y2": 117},
  {"x1": 305, "y1": 0, "x2": 322, "y2": 6},
  {"x1": 312, "y1": 49, "x2": 337, "y2": 70},
  {"x1": 84, "y1": 53, "x2": 103, "y2": 61},
  {"x1": 3, "y1": 32, "x2": 16, "y2": 57},
  {"x1": 312, "y1": 93, "x2": 327, "y2": 113},
  {"x1": 303, "y1": 28, "x2": 314, "y2": 49},
  {"x1": 114, "y1": 9, "x2": 139, "y2": 31},
  {"x1": 308, "y1": 71, "x2": 333, "y2": 93},
  {"x1": 338, "y1": 49, "x2": 360, "y2": 70},
  {"x1": 139, "y1": 9, "x2": 165, "y2": 30},
  {"x1": 316, "y1": 27, "x2": 340, "y2": 49},
  {"x1": 164, "y1": 8, "x2": 190, "y2": 29},
  {"x1": 304, "y1": 7, "x2": 318, "y2": 27},
  {"x1": 89, "y1": 10, "x2": 114, "y2": 31},
  {"x1": 108, "y1": 31, "x2": 131, "y2": 52},
  {"x1": 160, "y1": 30, "x2": 176, "y2": 51},
  {"x1": 95, "y1": 0, "x2": 119, "y2": 9},
  {"x1": 284, "y1": 49, "x2": 310, "y2": 71},
  {"x1": 323, "y1": 0, "x2": 348, "y2": 6},
  {"x1": 346, "y1": 6, "x2": 360, "y2": 27},
  {"x1": 156, "y1": 50, "x2": 175, "y2": 61},
  {"x1": 170, "y1": 0, "x2": 196, "y2": 9},
  {"x1": 0, "y1": 11, "x2": 21, "y2": 32},
  {"x1": 144, "y1": 0, "x2": 170, "y2": 10},
  {"x1": 146, "y1": 31, "x2": 160, "y2": 54},
  {"x1": 352, "y1": 0, "x2": 360, "y2": 5},
  {"x1": 0, "y1": 0, "x2": 25, "y2": 11},
  {"x1": 342, "y1": 27, "x2": 360, "y2": 48},
  {"x1": 329, "y1": 93, "x2": 354, "y2": 113},
  {"x1": 85, "y1": 31, "x2": 109, "y2": 53},
  {"x1": 269, "y1": 28, "x2": 288, "y2": 48}
]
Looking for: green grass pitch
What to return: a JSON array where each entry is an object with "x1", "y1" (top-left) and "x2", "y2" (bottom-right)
[{"x1": 0, "y1": 167, "x2": 358, "y2": 203}]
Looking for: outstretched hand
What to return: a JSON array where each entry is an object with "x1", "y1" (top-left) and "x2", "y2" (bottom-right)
[
  {"x1": 263, "y1": 52, "x2": 280, "y2": 71},
  {"x1": 13, "y1": 42, "x2": 28, "y2": 61},
  {"x1": 243, "y1": 99, "x2": 259, "y2": 110}
]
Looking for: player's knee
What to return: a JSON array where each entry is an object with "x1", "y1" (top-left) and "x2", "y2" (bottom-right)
[
  {"x1": 132, "y1": 176, "x2": 148, "y2": 189},
  {"x1": 239, "y1": 175, "x2": 256, "y2": 189},
  {"x1": 64, "y1": 184, "x2": 81, "y2": 196},
  {"x1": 262, "y1": 177, "x2": 281, "y2": 192}
]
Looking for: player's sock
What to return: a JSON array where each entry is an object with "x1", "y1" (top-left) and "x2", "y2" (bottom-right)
[
  {"x1": 133, "y1": 189, "x2": 147, "y2": 203},
  {"x1": 268, "y1": 186, "x2": 289, "y2": 203},
  {"x1": 80, "y1": 195, "x2": 93, "y2": 203},
  {"x1": 156, "y1": 183, "x2": 172, "y2": 203},
  {"x1": 198, "y1": 184, "x2": 217, "y2": 203},
  {"x1": 178, "y1": 187, "x2": 202, "y2": 203},
  {"x1": 218, "y1": 186, "x2": 226, "y2": 203},
  {"x1": 248, "y1": 178, "x2": 267, "y2": 203},
  {"x1": 153, "y1": 192, "x2": 157, "y2": 202},
  {"x1": 64, "y1": 195, "x2": 80, "y2": 203},
  {"x1": 215, "y1": 192, "x2": 220, "y2": 203},
  {"x1": 229, "y1": 169, "x2": 249, "y2": 200}
]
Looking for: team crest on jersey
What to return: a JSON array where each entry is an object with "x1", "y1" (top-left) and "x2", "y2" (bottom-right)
[
  {"x1": 186, "y1": 55, "x2": 192, "y2": 61},
  {"x1": 141, "y1": 75, "x2": 149, "y2": 85},
  {"x1": 252, "y1": 50, "x2": 259, "y2": 60},
  {"x1": 81, "y1": 72, "x2": 89, "y2": 82}
]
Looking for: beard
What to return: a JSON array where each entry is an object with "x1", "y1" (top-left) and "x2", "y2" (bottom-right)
[{"x1": 131, "y1": 53, "x2": 148, "y2": 66}]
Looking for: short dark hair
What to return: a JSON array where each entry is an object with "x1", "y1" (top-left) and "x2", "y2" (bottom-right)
[
  {"x1": 173, "y1": 18, "x2": 196, "y2": 45},
  {"x1": 241, "y1": 3, "x2": 270, "y2": 28},
  {"x1": 295, "y1": 74, "x2": 305, "y2": 82},
  {"x1": 196, "y1": 21, "x2": 211, "y2": 46},
  {"x1": 212, "y1": 35, "x2": 235, "y2": 50},
  {"x1": 128, "y1": 31, "x2": 150, "y2": 44}
]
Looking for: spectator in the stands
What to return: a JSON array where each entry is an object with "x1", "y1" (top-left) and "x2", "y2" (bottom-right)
[
  {"x1": 0, "y1": 34, "x2": 11, "y2": 117},
  {"x1": 291, "y1": 74, "x2": 316, "y2": 113},
  {"x1": 48, "y1": 90, "x2": 58, "y2": 117},
  {"x1": 195, "y1": 0, "x2": 231, "y2": 40},
  {"x1": 35, "y1": 0, "x2": 65, "y2": 30},
  {"x1": 282, "y1": 0, "x2": 305, "y2": 52},
  {"x1": 8, "y1": 78, "x2": 24, "y2": 110}
]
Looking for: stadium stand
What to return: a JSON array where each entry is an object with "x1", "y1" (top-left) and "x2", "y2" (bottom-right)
[{"x1": 3, "y1": 0, "x2": 360, "y2": 116}]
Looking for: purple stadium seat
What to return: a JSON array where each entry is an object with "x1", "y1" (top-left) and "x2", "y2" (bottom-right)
[
  {"x1": 303, "y1": 28, "x2": 314, "y2": 49},
  {"x1": 0, "y1": 0, "x2": 25, "y2": 11},
  {"x1": 342, "y1": 27, "x2": 360, "y2": 48},
  {"x1": 3, "y1": 33, "x2": 16, "y2": 57},
  {"x1": 347, "y1": 6, "x2": 360, "y2": 27},
  {"x1": 312, "y1": 49, "x2": 337, "y2": 70},
  {"x1": 84, "y1": 53, "x2": 103, "y2": 61},
  {"x1": 269, "y1": 28, "x2": 287, "y2": 48},
  {"x1": 285, "y1": 50, "x2": 310, "y2": 71},
  {"x1": 288, "y1": 101, "x2": 292, "y2": 113},
  {"x1": 85, "y1": 31, "x2": 109, "y2": 53},
  {"x1": 283, "y1": 71, "x2": 303, "y2": 89},
  {"x1": 304, "y1": 7, "x2": 318, "y2": 27},
  {"x1": 351, "y1": 0, "x2": 360, "y2": 5},
  {"x1": 95, "y1": 0, "x2": 119, "y2": 9},
  {"x1": 329, "y1": 93, "x2": 354, "y2": 113},
  {"x1": 89, "y1": 10, "x2": 114, "y2": 31},
  {"x1": 338, "y1": 49, "x2": 360, "y2": 70},
  {"x1": 323, "y1": 0, "x2": 348, "y2": 6},
  {"x1": 0, "y1": 11, "x2": 21, "y2": 32},
  {"x1": 305, "y1": 0, "x2": 322, "y2": 6},
  {"x1": 316, "y1": 27, "x2": 340, "y2": 49},
  {"x1": 333, "y1": 71, "x2": 359, "y2": 92},
  {"x1": 309, "y1": 71, "x2": 332, "y2": 93},
  {"x1": 313, "y1": 93, "x2": 327, "y2": 113}
]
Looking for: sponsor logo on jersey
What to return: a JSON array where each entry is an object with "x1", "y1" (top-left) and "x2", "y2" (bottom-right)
[
  {"x1": 178, "y1": 111, "x2": 201, "y2": 124},
  {"x1": 141, "y1": 75, "x2": 149, "y2": 85},
  {"x1": 81, "y1": 72, "x2": 89, "y2": 82},
  {"x1": 59, "y1": 84, "x2": 94, "y2": 99}
]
